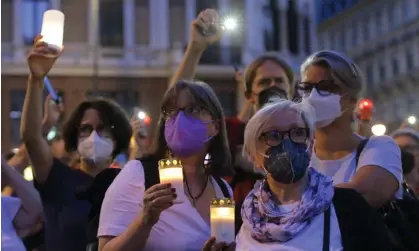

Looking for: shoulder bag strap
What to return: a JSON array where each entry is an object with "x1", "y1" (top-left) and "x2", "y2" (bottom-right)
[
  {"x1": 137, "y1": 158, "x2": 160, "y2": 190},
  {"x1": 355, "y1": 138, "x2": 370, "y2": 167},
  {"x1": 213, "y1": 176, "x2": 232, "y2": 198},
  {"x1": 322, "y1": 206, "x2": 331, "y2": 251}
]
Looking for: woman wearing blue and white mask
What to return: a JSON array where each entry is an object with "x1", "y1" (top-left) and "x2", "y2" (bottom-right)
[
  {"x1": 227, "y1": 99, "x2": 390, "y2": 251},
  {"x1": 296, "y1": 50, "x2": 402, "y2": 208}
]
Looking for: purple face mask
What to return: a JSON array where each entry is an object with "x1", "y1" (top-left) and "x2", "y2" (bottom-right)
[{"x1": 164, "y1": 111, "x2": 212, "y2": 157}]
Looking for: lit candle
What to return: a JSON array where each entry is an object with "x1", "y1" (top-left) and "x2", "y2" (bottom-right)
[
  {"x1": 41, "y1": 10, "x2": 65, "y2": 50},
  {"x1": 210, "y1": 198, "x2": 235, "y2": 243},
  {"x1": 158, "y1": 159, "x2": 186, "y2": 203}
]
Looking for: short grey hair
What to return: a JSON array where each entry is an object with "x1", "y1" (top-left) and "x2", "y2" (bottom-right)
[
  {"x1": 391, "y1": 128, "x2": 419, "y2": 146},
  {"x1": 301, "y1": 50, "x2": 364, "y2": 98},
  {"x1": 243, "y1": 98, "x2": 315, "y2": 160}
]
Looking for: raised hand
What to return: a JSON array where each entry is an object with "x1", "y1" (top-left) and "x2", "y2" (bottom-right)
[
  {"x1": 43, "y1": 95, "x2": 64, "y2": 127},
  {"x1": 140, "y1": 183, "x2": 177, "y2": 227},
  {"x1": 27, "y1": 35, "x2": 63, "y2": 80},
  {"x1": 189, "y1": 9, "x2": 222, "y2": 52}
]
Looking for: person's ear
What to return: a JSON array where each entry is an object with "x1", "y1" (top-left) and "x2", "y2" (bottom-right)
[{"x1": 209, "y1": 120, "x2": 220, "y2": 137}]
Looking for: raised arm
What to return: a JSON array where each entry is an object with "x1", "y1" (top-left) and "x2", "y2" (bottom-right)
[
  {"x1": 1, "y1": 156, "x2": 43, "y2": 237},
  {"x1": 168, "y1": 9, "x2": 222, "y2": 87},
  {"x1": 20, "y1": 35, "x2": 63, "y2": 184}
]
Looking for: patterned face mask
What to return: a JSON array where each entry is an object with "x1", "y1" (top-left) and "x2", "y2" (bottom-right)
[{"x1": 263, "y1": 138, "x2": 310, "y2": 184}]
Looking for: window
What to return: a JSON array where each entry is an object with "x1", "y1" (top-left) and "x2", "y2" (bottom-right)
[
  {"x1": 375, "y1": 12, "x2": 382, "y2": 36},
  {"x1": 196, "y1": 0, "x2": 217, "y2": 15},
  {"x1": 403, "y1": 0, "x2": 411, "y2": 22},
  {"x1": 100, "y1": 0, "x2": 124, "y2": 47},
  {"x1": 352, "y1": 22, "x2": 358, "y2": 46},
  {"x1": 86, "y1": 91, "x2": 138, "y2": 116},
  {"x1": 366, "y1": 65, "x2": 374, "y2": 86},
  {"x1": 379, "y1": 63, "x2": 386, "y2": 81},
  {"x1": 169, "y1": 0, "x2": 186, "y2": 44},
  {"x1": 339, "y1": 30, "x2": 346, "y2": 51},
  {"x1": 406, "y1": 49, "x2": 414, "y2": 69},
  {"x1": 303, "y1": 16, "x2": 311, "y2": 54},
  {"x1": 392, "y1": 57, "x2": 399, "y2": 76},
  {"x1": 287, "y1": 0, "x2": 299, "y2": 55},
  {"x1": 363, "y1": 17, "x2": 369, "y2": 41},
  {"x1": 263, "y1": 0, "x2": 280, "y2": 51},
  {"x1": 21, "y1": 0, "x2": 50, "y2": 45}
]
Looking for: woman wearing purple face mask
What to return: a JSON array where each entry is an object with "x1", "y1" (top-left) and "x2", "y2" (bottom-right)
[{"x1": 98, "y1": 80, "x2": 234, "y2": 251}]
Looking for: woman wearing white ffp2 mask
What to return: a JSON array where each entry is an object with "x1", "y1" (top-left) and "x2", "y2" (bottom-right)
[
  {"x1": 78, "y1": 130, "x2": 114, "y2": 165},
  {"x1": 296, "y1": 50, "x2": 402, "y2": 210}
]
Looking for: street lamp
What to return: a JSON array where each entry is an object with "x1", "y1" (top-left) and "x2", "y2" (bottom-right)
[{"x1": 371, "y1": 124, "x2": 387, "y2": 136}]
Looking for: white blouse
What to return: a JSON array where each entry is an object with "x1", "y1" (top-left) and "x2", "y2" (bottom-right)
[
  {"x1": 98, "y1": 160, "x2": 232, "y2": 251},
  {"x1": 235, "y1": 203, "x2": 343, "y2": 251},
  {"x1": 1, "y1": 196, "x2": 26, "y2": 251}
]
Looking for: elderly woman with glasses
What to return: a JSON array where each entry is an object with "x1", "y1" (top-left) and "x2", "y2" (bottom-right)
[{"x1": 223, "y1": 99, "x2": 391, "y2": 251}]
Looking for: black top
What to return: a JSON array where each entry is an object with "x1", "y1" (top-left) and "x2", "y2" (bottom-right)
[
  {"x1": 34, "y1": 158, "x2": 93, "y2": 251},
  {"x1": 332, "y1": 188, "x2": 392, "y2": 251},
  {"x1": 76, "y1": 168, "x2": 121, "y2": 244}
]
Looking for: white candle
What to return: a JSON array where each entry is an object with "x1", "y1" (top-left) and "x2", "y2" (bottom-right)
[
  {"x1": 41, "y1": 10, "x2": 65, "y2": 50},
  {"x1": 210, "y1": 198, "x2": 235, "y2": 243},
  {"x1": 158, "y1": 159, "x2": 186, "y2": 203}
]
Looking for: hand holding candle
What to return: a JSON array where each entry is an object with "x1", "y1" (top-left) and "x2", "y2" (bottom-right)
[
  {"x1": 158, "y1": 159, "x2": 186, "y2": 203},
  {"x1": 210, "y1": 198, "x2": 235, "y2": 244}
]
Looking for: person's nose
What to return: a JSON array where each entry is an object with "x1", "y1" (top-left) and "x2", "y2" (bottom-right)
[{"x1": 269, "y1": 79, "x2": 276, "y2": 87}]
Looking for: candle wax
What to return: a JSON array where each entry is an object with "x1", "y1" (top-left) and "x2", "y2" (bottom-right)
[
  {"x1": 210, "y1": 208, "x2": 235, "y2": 243},
  {"x1": 159, "y1": 167, "x2": 186, "y2": 203}
]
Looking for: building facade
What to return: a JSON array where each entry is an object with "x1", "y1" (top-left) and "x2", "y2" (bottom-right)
[
  {"x1": 315, "y1": 0, "x2": 419, "y2": 130},
  {"x1": 1, "y1": 0, "x2": 315, "y2": 150}
]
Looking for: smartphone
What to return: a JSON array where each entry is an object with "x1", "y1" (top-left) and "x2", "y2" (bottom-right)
[
  {"x1": 44, "y1": 77, "x2": 61, "y2": 104},
  {"x1": 196, "y1": 19, "x2": 218, "y2": 37},
  {"x1": 233, "y1": 64, "x2": 240, "y2": 73},
  {"x1": 133, "y1": 108, "x2": 148, "y2": 138}
]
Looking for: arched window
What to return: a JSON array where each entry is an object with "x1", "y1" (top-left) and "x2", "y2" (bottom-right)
[{"x1": 287, "y1": 0, "x2": 299, "y2": 55}]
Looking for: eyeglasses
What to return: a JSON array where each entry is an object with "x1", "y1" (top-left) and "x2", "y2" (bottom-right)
[
  {"x1": 78, "y1": 123, "x2": 112, "y2": 138},
  {"x1": 256, "y1": 77, "x2": 286, "y2": 89},
  {"x1": 161, "y1": 105, "x2": 211, "y2": 120},
  {"x1": 260, "y1": 128, "x2": 309, "y2": 147},
  {"x1": 296, "y1": 80, "x2": 341, "y2": 96}
]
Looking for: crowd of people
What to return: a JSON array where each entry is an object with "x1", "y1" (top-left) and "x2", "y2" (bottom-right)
[{"x1": 2, "y1": 9, "x2": 419, "y2": 251}]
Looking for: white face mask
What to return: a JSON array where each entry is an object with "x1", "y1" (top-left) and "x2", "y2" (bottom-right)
[
  {"x1": 302, "y1": 89, "x2": 342, "y2": 128},
  {"x1": 77, "y1": 131, "x2": 114, "y2": 163}
]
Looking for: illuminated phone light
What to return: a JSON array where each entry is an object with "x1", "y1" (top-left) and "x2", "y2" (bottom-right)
[
  {"x1": 144, "y1": 116, "x2": 151, "y2": 125},
  {"x1": 23, "y1": 167, "x2": 34, "y2": 181},
  {"x1": 371, "y1": 124, "x2": 386, "y2": 136},
  {"x1": 406, "y1": 116, "x2": 416, "y2": 125}
]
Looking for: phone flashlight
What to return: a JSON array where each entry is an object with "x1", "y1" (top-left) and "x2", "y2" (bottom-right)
[{"x1": 44, "y1": 77, "x2": 60, "y2": 104}]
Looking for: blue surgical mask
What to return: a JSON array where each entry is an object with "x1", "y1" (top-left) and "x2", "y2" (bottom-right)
[{"x1": 263, "y1": 138, "x2": 310, "y2": 184}]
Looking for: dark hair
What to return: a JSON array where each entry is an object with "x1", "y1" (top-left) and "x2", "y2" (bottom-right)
[
  {"x1": 5, "y1": 152, "x2": 15, "y2": 161},
  {"x1": 244, "y1": 52, "x2": 295, "y2": 99},
  {"x1": 62, "y1": 97, "x2": 132, "y2": 158},
  {"x1": 401, "y1": 148, "x2": 415, "y2": 175},
  {"x1": 149, "y1": 80, "x2": 233, "y2": 177}
]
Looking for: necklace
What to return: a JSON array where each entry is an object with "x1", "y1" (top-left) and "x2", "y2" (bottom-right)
[{"x1": 185, "y1": 175, "x2": 209, "y2": 207}]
